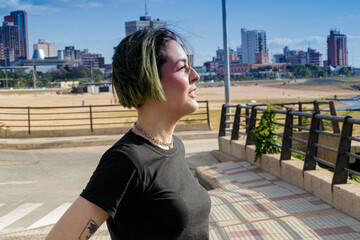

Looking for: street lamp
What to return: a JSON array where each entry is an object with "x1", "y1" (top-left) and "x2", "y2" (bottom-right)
[{"x1": 222, "y1": 0, "x2": 231, "y2": 104}]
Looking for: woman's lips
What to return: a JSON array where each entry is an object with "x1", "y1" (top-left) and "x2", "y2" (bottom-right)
[{"x1": 188, "y1": 88, "x2": 197, "y2": 98}]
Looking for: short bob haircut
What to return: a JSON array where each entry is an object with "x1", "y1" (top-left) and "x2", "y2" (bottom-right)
[{"x1": 112, "y1": 28, "x2": 191, "y2": 109}]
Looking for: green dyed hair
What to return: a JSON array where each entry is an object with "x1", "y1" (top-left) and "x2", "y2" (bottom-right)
[{"x1": 112, "y1": 28, "x2": 191, "y2": 108}]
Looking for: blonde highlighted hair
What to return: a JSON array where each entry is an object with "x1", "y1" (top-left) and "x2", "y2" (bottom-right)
[{"x1": 112, "y1": 28, "x2": 191, "y2": 108}]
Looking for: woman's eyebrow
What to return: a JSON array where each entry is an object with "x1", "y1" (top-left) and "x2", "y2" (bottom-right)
[{"x1": 176, "y1": 58, "x2": 188, "y2": 64}]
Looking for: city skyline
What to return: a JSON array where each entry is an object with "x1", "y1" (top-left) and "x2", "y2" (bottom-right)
[{"x1": 0, "y1": 0, "x2": 359, "y2": 67}]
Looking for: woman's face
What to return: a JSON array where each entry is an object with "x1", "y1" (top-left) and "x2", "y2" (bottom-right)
[{"x1": 159, "y1": 40, "x2": 200, "y2": 117}]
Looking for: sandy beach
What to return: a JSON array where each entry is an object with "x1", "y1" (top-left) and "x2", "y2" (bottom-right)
[{"x1": 0, "y1": 84, "x2": 356, "y2": 109}]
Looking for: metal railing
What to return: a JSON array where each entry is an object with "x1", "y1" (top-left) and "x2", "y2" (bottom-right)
[
  {"x1": 0, "y1": 100, "x2": 210, "y2": 134},
  {"x1": 218, "y1": 101, "x2": 360, "y2": 185}
]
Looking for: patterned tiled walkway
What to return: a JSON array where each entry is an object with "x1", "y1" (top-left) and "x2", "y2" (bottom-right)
[
  {"x1": 2, "y1": 159, "x2": 360, "y2": 239},
  {"x1": 206, "y1": 159, "x2": 360, "y2": 239}
]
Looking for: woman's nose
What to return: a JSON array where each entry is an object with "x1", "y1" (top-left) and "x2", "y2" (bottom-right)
[{"x1": 189, "y1": 68, "x2": 200, "y2": 84}]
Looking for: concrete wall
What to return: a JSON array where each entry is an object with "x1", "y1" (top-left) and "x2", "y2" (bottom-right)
[
  {"x1": 218, "y1": 136, "x2": 360, "y2": 221},
  {"x1": 0, "y1": 123, "x2": 211, "y2": 138}
]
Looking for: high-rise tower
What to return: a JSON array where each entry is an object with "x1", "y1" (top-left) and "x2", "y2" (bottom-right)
[
  {"x1": 241, "y1": 28, "x2": 268, "y2": 64},
  {"x1": 327, "y1": 30, "x2": 347, "y2": 67},
  {"x1": 125, "y1": 2, "x2": 166, "y2": 36},
  {"x1": 4, "y1": 10, "x2": 29, "y2": 59}
]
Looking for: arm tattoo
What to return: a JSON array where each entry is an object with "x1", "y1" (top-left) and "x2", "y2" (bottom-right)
[{"x1": 79, "y1": 219, "x2": 99, "y2": 240}]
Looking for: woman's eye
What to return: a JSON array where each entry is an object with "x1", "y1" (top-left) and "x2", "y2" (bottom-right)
[{"x1": 178, "y1": 65, "x2": 186, "y2": 71}]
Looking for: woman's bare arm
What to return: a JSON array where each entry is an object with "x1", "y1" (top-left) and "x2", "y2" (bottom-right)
[{"x1": 46, "y1": 196, "x2": 109, "y2": 240}]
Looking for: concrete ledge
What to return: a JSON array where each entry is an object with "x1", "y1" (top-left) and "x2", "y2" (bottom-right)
[
  {"x1": 211, "y1": 150, "x2": 239, "y2": 162},
  {"x1": 0, "y1": 130, "x2": 218, "y2": 150},
  {"x1": 196, "y1": 165, "x2": 221, "y2": 190},
  {"x1": 281, "y1": 158, "x2": 304, "y2": 189},
  {"x1": 304, "y1": 168, "x2": 334, "y2": 206},
  {"x1": 217, "y1": 136, "x2": 360, "y2": 221},
  {"x1": 0, "y1": 123, "x2": 211, "y2": 138},
  {"x1": 333, "y1": 181, "x2": 360, "y2": 220}
]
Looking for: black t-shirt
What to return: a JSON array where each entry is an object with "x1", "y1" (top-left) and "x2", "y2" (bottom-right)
[{"x1": 80, "y1": 130, "x2": 211, "y2": 239}]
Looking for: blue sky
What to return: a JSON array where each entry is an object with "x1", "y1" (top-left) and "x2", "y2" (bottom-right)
[{"x1": 0, "y1": 0, "x2": 359, "y2": 67}]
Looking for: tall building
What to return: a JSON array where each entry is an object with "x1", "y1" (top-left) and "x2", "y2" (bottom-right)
[
  {"x1": 327, "y1": 30, "x2": 347, "y2": 67},
  {"x1": 81, "y1": 50, "x2": 105, "y2": 69},
  {"x1": 33, "y1": 39, "x2": 56, "y2": 58},
  {"x1": 125, "y1": 12, "x2": 166, "y2": 36},
  {"x1": 4, "y1": 10, "x2": 29, "y2": 59},
  {"x1": 273, "y1": 46, "x2": 322, "y2": 67},
  {"x1": 241, "y1": 28, "x2": 267, "y2": 64},
  {"x1": 0, "y1": 22, "x2": 20, "y2": 63},
  {"x1": 307, "y1": 48, "x2": 323, "y2": 67}
]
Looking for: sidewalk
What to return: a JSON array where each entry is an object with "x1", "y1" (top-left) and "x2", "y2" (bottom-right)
[
  {"x1": 0, "y1": 130, "x2": 218, "y2": 150},
  {"x1": 2, "y1": 153, "x2": 360, "y2": 239},
  {"x1": 0, "y1": 134, "x2": 360, "y2": 240},
  {"x1": 201, "y1": 159, "x2": 360, "y2": 239}
]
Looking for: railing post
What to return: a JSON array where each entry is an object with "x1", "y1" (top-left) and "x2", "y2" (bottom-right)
[
  {"x1": 280, "y1": 110, "x2": 293, "y2": 160},
  {"x1": 245, "y1": 107, "x2": 250, "y2": 133},
  {"x1": 231, "y1": 105, "x2": 241, "y2": 140},
  {"x1": 206, "y1": 100, "x2": 210, "y2": 127},
  {"x1": 298, "y1": 102, "x2": 302, "y2": 131},
  {"x1": 89, "y1": 105, "x2": 93, "y2": 132},
  {"x1": 27, "y1": 106, "x2": 31, "y2": 134},
  {"x1": 329, "y1": 101, "x2": 340, "y2": 133},
  {"x1": 218, "y1": 104, "x2": 227, "y2": 137},
  {"x1": 246, "y1": 106, "x2": 257, "y2": 145},
  {"x1": 303, "y1": 113, "x2": 321, "y2": 171},
  {"x1": 332, "y1": 116, "x2": 353, "y2": 184},
  {"x1": 313, "y1": 100, "x2": 324, "y2": 130}
]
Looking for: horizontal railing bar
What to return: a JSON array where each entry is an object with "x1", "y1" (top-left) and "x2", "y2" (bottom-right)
[
  {"x1": 345, "y1": 152, "x2": 360, "y2": 160},
  {"x1": 289, "y1": 148, "x2": 305, "y2": 156},
  {"x1": 291, "y1": 125, "x2": 310, "y2": 131},
  {"x1": 179, "y1": 118, "x2": 207, "y2": 122},
  {"x1": 348, "y1": 118, "x2": 360, "y2": 125},
  {"x1": 274, "y1": 133, "x2": 283, "y2": 138},
  {"x1": 272, "y1": 143, "x2": 282, "y2": 148},
  {"x1": 348, "y1": 136, "x2": 360, "y2": 142},
  {"x1": 275, "y1": 122, "x2": 285, "y2": 127},
  {"x1": 344, "y1": 167, "x2": 360, "y2": 177},
  {"x1": 313, "y1": 156, "x2": 335, "y2": 168},
  {"x1": 289, "y1": 136, "x2": 307, "y2": 144},
  {"x1": 314, "y1": 114, "x2": 344, "y2": 122},
  {"x1": 0, "y1": 112, "x2": 28, "y2": 115},
  {"x1": 313, "y1": 143, "x2": 338, "y2": 152},
  {"x1": 314, "y1": 129, "x2": 341, "y2": 138},
  {"x1": 29, "y1": 123, "x2": 92, "y2": 127}
]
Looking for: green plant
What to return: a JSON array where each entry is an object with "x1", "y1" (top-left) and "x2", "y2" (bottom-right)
[
  {"x1": 349, "y1": 174, "x2": 360, "y2": 183},
  {"x1": 291, "y1": 152, "x2": 305, "y2": 161},
  {"x1": 184, "y1": 118, "x2": 195, "y2": 124},
  {"x1": 251, "y1": 105, "x2": 281, "y2": 161},
  {"x1": 0, "y1": 122, "x2": 10, "y2": 131}
]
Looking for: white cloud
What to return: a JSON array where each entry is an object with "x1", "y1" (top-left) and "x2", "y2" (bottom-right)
[
  {"x1": 348, "y1": 35, "x2": 360, "y2": 40},
  {"x1": 73, "y1": 2, "x2": 103, "y2": 9},
  {"x1": 268, "y1": 36, "x2": 325, "y2": 48},
  {"x1": 0, "y1": 0, "x2": 63, "y2": 15},
  {"x1": 337, "y1": 15, "x2": 360, "y2": 20}
]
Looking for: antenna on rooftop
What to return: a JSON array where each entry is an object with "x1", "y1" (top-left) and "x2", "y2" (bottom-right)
[{"x1": 145, "y1": 0, "x2": 148, "y2": 16}]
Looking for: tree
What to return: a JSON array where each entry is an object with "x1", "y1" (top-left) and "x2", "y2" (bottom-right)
[
  {"x1": 338, "y1": 67, "x2": 351, "y2": 77},
  {"x1": 70, "y1": 66, "x2": 90, "y2": 79},
  {"x1": 0, "y1": 70, "x2": 5, "y2": 79}
]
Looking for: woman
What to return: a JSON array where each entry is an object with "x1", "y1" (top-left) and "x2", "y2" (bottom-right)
[{"x1": 46, "y1": 28, "x2": 211, "y2": 239}]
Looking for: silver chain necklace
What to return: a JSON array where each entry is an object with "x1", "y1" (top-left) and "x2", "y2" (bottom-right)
[{"x1": 133, "y1": 122, "x2": 173, "y2": 149}]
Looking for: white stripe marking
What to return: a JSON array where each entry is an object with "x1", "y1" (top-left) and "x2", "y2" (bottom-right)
[
  {"x1": 0, "y1": 181, "x2": 37, "y2": 185},
  {"x1": 0, "y1": 203, "x2": 42, "y2": 230},
  {"x1": 28, "y1": 203, "x2": 72, "y2": 229},
  {"x1": 0, "y1": 204, "x2": 4, "y2": 208}
]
